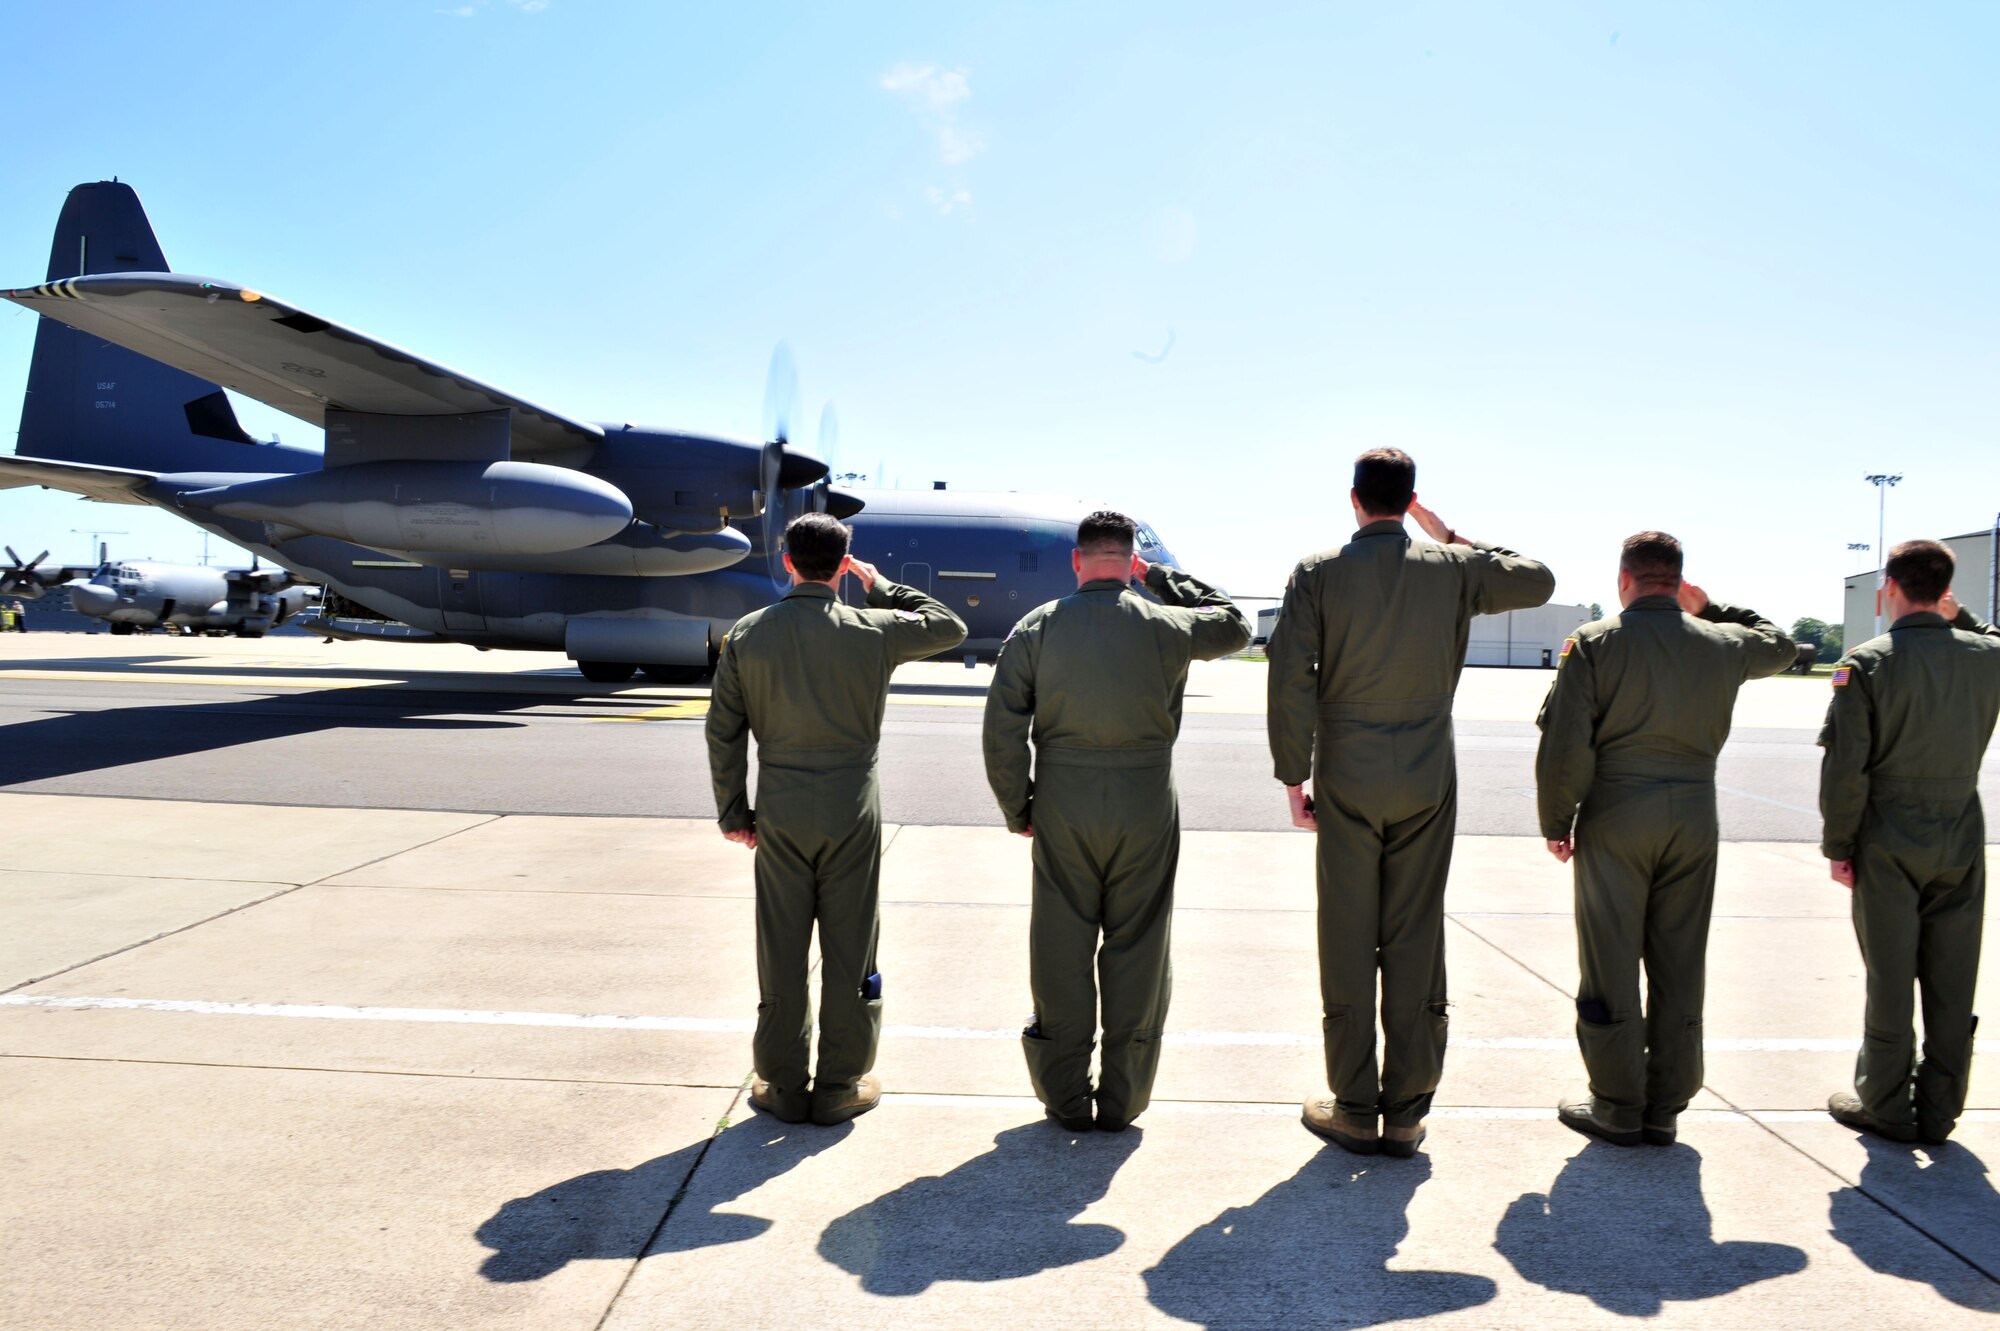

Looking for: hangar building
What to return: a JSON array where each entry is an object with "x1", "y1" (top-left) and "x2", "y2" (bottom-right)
[{"x1": 1843, "y1": 521, "x2": 1999, "y2": 649}]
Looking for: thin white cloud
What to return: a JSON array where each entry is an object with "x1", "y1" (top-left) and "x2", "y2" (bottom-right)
[
  {"x1": 881, "y1": 62, "x2": 984, "y2": 166},
  {"x1": 925, "y1": 186, "x2": 973, "y2": 217},
  {"x1": 437, "y1": 4, "x2": 476, "y2": 15}
]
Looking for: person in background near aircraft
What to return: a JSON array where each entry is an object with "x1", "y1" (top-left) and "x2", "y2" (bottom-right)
[
  {"x1": 1268, "y1": 448, "x2": 1554, "y2": 1158},
  {"x1": 1820, "y1": 539, "x2": 2000, "y2": 1145},
  {"x1": 982, "y1": 510, "x2": 1250, "y2": 1133},
  {"x1": 707, "y1": 512, "x2": 967, "y2": 1127},
  {"x1": 0, "y1": 600, "x2": 21, "y2": 632},
  {"x1": 1535, "y1": 533, "x2": 1795, "y2": 1147}
]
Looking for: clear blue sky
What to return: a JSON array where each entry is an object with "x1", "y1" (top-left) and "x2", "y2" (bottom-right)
[{"x1": 2, "y1": 1, "x2": 1994, "y2": 625}]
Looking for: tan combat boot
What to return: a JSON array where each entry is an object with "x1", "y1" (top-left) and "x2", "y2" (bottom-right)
[
  {"x1": 1557, "y1": 1095, "x2": 1641, "y2": 1147},
  {"x1": 1302, "y1": 1097, "x2": 1380, "y2": 1155},
  {"x1": 747, "y1": 1078, "x2": 810, "y2": 1125},
  {"x1": 1826, "y1": 1091, "x2": 1917, "y2": 1144},
  {"x1": 1382, "y1": 1121, "x2": 1427, "y2": 1158},
  {"x1": 811, "y1": 1075, "x2": 883, "y2": 1126}
]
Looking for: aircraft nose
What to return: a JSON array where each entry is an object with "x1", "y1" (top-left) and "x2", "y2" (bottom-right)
[{"x1": 68, "y1": 584, "x2": 115, "y2": 616}]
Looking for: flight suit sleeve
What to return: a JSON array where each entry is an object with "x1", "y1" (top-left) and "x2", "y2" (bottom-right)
[
  {"x1": 1951, "y1": 606, "x2": 2000, "y2": 639},
  {"x1": 868, "y1": 578, "x2": 969, "y2": 665},
  {"x1": 982, "y1": 617, "x2": 1039, "y2": 833},
  {"x1": 1534, "y1": 635, "x2": 1598, "y2": 840},
  {"x1": 705, "y1": 633, "x2": 755, "y2": 833},
  {"x1": 1145, "y1": 563, "x2": 1253, "y2": 661},
  {"x1": 1463, "y1": 541, "x2": 1557, "y2": 615},
  {"x1": 1817, "y1": 658, "x2": 1874, "y2": 861},
  {"x1": 1266, "y1": 563, "x2": 1320, "y2": 786},
  {"x1": 1700, "y1": 601, "x2": 1796, "y2": 679}
]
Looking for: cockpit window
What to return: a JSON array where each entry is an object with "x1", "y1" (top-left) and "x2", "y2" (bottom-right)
[{"x1": 1136, "y1": 525, "x2": 1162, "y2": 551}]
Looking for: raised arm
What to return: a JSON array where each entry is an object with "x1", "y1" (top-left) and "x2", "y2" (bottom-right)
[
  {"x1": 1408, "y1": 499, "x2": 1555, "y2": 613},
  {"x1": 1144, "y1": 560, "x2": 1252, "y2": 661},
  {"x1": 982, "y1": 618, "x2": 1040, "y2": 835},
  {"x1": 854, "y1": 558, "x2": 968, "y2": 665}
]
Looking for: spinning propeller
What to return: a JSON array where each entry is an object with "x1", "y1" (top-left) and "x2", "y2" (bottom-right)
[{"x1": 759, "y1": 344, "x2": 861, "y2": 588}]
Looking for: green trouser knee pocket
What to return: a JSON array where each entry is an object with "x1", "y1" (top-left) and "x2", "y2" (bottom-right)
[
  {"x1": 1322, "y1": 1006, "x2": 1375, "y2": 1111},
  {"x1": 1098, "y1": 1026, "x2": 1165, "y2": 1117},
  {"x1": 1575, "y1": 997, "x2": 1643, "y2": 1115},
  {"x1": 1022, "y1": 1022, "x2": 1092, "y2": 1117}
]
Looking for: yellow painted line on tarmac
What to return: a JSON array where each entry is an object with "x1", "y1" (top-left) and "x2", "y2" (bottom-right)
[{"x1": 598, "y1": 699, "x2": 712, "y2": 723}]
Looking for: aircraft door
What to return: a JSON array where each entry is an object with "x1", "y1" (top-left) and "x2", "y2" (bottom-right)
[
  {"x1": 437, "y1": 568, "x2": 483, "y2": 631},
  {"x1": 900, "y1": 563, "x2": 931, "y2": 593}
]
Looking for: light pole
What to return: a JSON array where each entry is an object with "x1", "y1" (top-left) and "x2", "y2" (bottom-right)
[
  {"x1": 1847, "y1": 541, "x2": 1870, "y2": 573},
  {"x1": 1864, "y1": 474, "x2": 1901, "y2": 635}
]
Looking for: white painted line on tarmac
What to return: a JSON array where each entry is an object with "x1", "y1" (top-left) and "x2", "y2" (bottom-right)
[{"x1": 9, "y1": 994, "x2": 1986, "y2": 1055}]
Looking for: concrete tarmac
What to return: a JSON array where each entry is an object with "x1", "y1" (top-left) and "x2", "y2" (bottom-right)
[{"x1": 4, "y1": 635, "x2": 1999, "y2": 1327}]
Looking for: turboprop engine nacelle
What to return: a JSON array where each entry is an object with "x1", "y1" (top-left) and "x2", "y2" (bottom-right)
[{"x1": 183, "y1": 460, "x2": 634, "y2": 556}]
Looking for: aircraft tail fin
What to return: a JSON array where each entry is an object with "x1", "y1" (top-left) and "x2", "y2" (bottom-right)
[{"x1": 15, "y1": 181, "x2": 315, "y2": 476}]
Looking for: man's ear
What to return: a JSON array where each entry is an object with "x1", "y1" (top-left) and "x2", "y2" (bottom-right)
[
  {"x1": 782, "y1": 552, "x2": 796, "y2": 578},
  {"x1": 1071, "y1": 548, "x2": 1083, "y2": 574}
]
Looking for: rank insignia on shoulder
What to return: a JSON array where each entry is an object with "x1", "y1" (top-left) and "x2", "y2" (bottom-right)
[
  {"x1": 893, "y1": 609, "x2": 923, "y2": 623},
  {"x1": 1831, "y1": 667, "x2": 1852, "y2": 686}
]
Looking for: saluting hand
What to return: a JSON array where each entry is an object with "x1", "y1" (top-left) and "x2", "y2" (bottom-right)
[
  {"x1": 1407, "y1": 499, "x2": 1454, "y2": 545},
  {"x1": 1677, "y1": 581, "x2": 1711, "y2": 615},
  {"x1": 1941, "y1": 590, "x2": 1962, "y2": 621},
  {"x1": 844, "y1": 557, "x2": 880, "y2": 591},
  {"x1": 1829, "y1": 858, "x2": 1855, "y2": 890},
  {"x1": 1130, "y1": 554, "x2": 1150, "y2": 584}
]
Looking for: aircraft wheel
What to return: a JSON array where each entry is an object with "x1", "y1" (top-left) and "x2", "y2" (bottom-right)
[
  {"x1": 234, "y1": 629, "x2": 265, "y2": 639},
  {"x1": 109, "y1": 622, "x2": 135, "y2": 636},
  {"x1": 640, "y1": 663, "x2": 708, "y2": 685},
  {"x1": 577, "y1": 660, "x2": 638, "y2": 684}
]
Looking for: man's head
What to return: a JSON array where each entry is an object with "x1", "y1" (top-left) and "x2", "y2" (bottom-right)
[
  {"x1": 1350, "y1": 448, "x2": 1416, "y2": 524},
  {"x1": 1883, "y1": 539, "x2": 1955, "y2": 617},
  {"x1": 782, "y1": 512, "x2": 852, "y2": 584},
  {"x1": 1617, "y1": 531, "x2": 1684, "y2": 605},
  {"x1": 1073, "y1": 509, "x2": 1138, "y2": 585}
]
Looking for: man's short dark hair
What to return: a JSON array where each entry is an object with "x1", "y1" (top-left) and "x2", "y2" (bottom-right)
[
  {"x1": 785, "y1": 512, "x2": 851, "y2": 581},
  {"x1": 1353, "y1": 449, "x2": 1416, "y2": 516},
  {"x1": 1077, "y1": 510, "x2": 1137, "y2": 556},
  {"x1": 1886, "y1": 539, "x2": 1955, "y2": 605},
  {"x1": 1620, "y1": 531, "x2": 1684, "y2": 588}
]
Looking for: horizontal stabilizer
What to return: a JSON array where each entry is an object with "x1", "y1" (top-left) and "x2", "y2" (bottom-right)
[
  {"x1": 0, "y1": 454, "x2": 155, "y2": 504},
  {"x1": 4, "y1": 273, "x2": 604, "y2": 461}
]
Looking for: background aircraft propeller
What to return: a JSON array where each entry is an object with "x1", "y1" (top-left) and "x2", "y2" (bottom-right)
[{"x1": 1, "y1": 545, "x2": 54, "y2": 597}]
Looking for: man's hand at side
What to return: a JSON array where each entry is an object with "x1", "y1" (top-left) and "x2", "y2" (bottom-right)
[
  {"x1": 1286, "y1": 783, "x2": 1318, "y2": 832},
  {"x1": 1546, "y1": 836, "x2": 1574, "y2": 864},
  {"x1": 723, "y1": 827, "x2": 758, "y2": 851},
  {"x1": 1829, "y1": 858, "x2": 1855, "y2": 890}
]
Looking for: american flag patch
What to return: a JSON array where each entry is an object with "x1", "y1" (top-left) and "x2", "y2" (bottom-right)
[
  {"x1": 1559, "y1": 637, "x2": 1576, "y2": 660},
  {"x1": 1831, "y1": 667, "x2": 1852, "y2": 687}
]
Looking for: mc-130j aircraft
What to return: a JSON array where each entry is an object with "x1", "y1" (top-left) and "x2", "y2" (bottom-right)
[{"x1": 2, "y1": 182, "x2": 1179, "y2": 682}]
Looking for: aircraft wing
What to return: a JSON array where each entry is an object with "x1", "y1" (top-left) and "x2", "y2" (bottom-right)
[
  {"x1": 2, "y1": 274, "x2": 604, "y2": 461},
  {"x1": 0, "y1": 453, "x2": 154, "y2": 504},
  {"x1": 225, "y1": 564, "x2": 301, "y2": 593}
]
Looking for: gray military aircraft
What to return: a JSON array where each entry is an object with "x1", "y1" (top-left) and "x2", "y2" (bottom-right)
[
  {"x1": 2, "y1": 182, "x2": 1179, "y2": 683},
  {"x1": 1, "y1": 542, "x2": 317, "y2": 636}
]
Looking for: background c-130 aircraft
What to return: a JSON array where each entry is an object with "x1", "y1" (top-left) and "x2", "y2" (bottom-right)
[
  {"x1": 1, "y1": 541, "x2": 318, "y2": 636},
  {"x1": 2, "y1": 182, "x2": 1181, "y2": 683}
]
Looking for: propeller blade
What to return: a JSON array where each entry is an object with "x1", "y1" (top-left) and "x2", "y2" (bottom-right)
[
  {"x1": 817, "y1": 401, "x2": 841, "y2": 477},
  {"x1": 32, "y1": 550, "x2": 49, "y2": 569},
  {"x1": 761, "y1": 439, "x2": 787, "y2": 589},
  {"x1": 4, "y1": 546, "x2": 18, "y2": 566},
  {"x1": 762, "y1": 342, "x2": 797, "y2": 449}
]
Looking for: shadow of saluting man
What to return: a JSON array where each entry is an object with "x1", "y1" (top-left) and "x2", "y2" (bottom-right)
[
  {"x1": 1830, "y1": 1136, "x2": 2000, "y2": 1311},
  {"x1": 1495, "y1": 1143, "x2": 1806, "y2": 1315},
  {"x1": 1144, "y1": 1152, "x2": 1496, "y2": 1329},
  {"x1": 477, "y1": 1120, "x2": 848, "y2": 1282},
  {"x1": 818, "y1": 1122, "x2": 1141, "y2": 1295}
]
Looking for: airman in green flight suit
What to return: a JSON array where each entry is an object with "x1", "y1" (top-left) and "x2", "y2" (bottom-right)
[
  {"x1": 984, "y1": 509, "x2": 1250, "y2": 1132},
  {"x1": 707, "y1": 512, "x2": 967, "y2": 1127},
  {"x1": 1820, "y1": 539, "x2": 2000, "y2": 1145},
  {"x1": 1536, "y1": 531, "x2": 1795, "y2": 1146},
  {"x1": 1268, "y1": 448, "x2": 1554, "y2": 1157}
]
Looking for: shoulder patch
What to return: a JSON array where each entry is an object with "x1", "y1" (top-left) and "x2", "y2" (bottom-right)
[
  {"x1": 1559, "y1": 636, "x2": 1576, "y2": 660},
  {"x1": 893, "y1": 609, "x2": 923, "y2": 623},
  {"x1": 1831, "y1": 666, "x2": 1852, "y2": 687}
]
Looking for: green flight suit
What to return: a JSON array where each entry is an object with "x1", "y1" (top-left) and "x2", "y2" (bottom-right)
[
  {"x1": 984, "y1": 564, "x2": 1250, "y2": 1124},
  {"x1": 1536, "y1": 596, "x2": 1796, "y2": 1133},
  {"x1": 1267, "y1": 521, "x2": 1554, "y2": 1127},
  {"x1": 707, "y1": 578, "x2": 967, "y2": 1119},
  {"x1": 1820, "y1": 606, "x2": 2000, "y2": 1140}
]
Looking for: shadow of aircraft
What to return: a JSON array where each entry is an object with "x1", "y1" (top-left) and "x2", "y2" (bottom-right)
[
  {"x1": 1829, "y1": 1135, "x2": 2000, "y2": 1309},
  {"x1": 1143, "y1": 1152, "x2": 1496, "y2": 1329},
  {"x1": 476, "y1": 1119, "x2": 848, "y2": 1282},
  {"x1": 1494, "y1": 1142, "x2": 1807, "y2": 1315},
  {"x1": 816, "y1": 1120, "x2": 1140, "y2": 1295}
]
